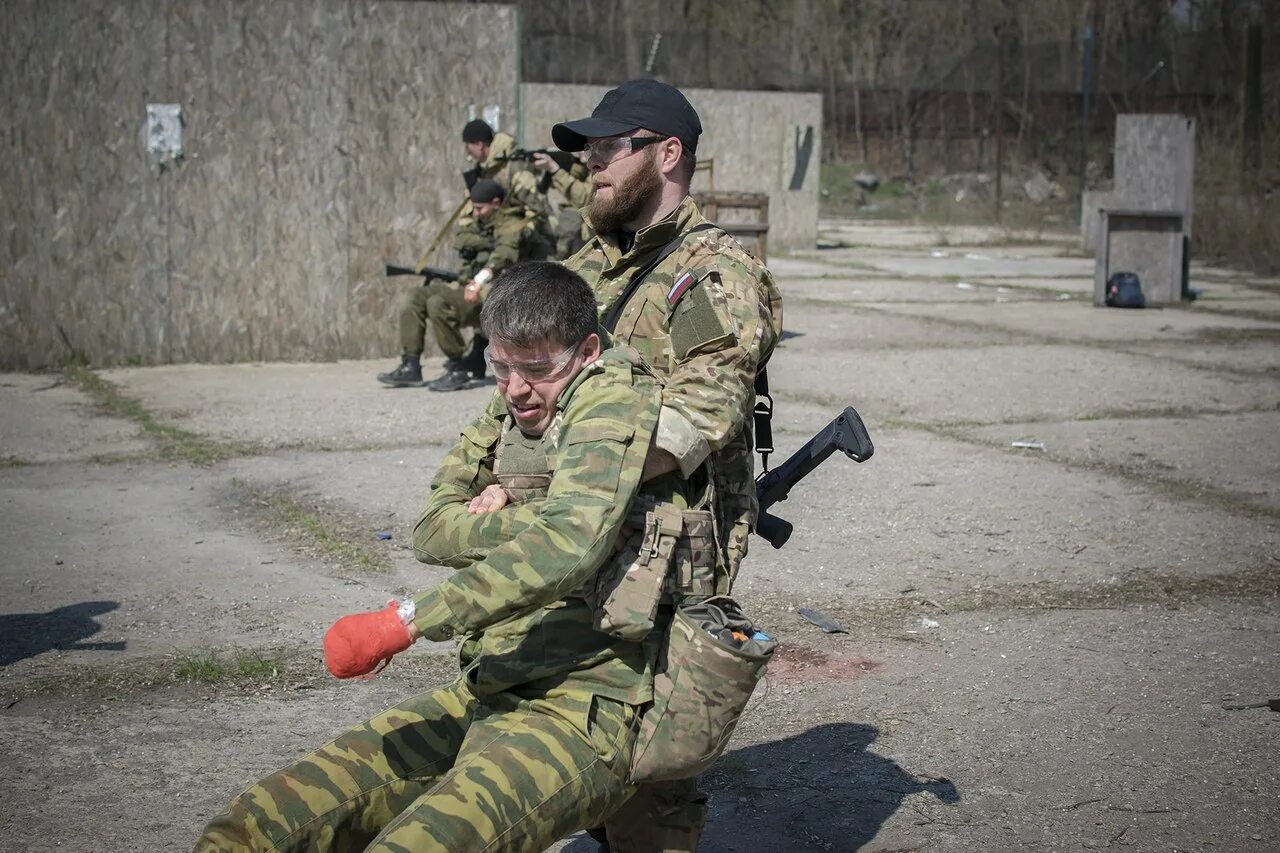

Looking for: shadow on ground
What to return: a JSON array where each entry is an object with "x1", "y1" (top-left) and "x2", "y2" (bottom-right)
[
  {"x1": 0, "y1": 600, "x2": 124, "y2": 666},
  {"x1": 700, "y1": 722, "x2": 959, "y2": 850},
  {"x1": 560, "y1": 722, "x2": 958, "y2": 852}
]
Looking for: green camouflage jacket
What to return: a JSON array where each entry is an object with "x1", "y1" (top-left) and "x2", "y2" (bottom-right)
[
  {"x1": 411, "y1": 348, "x2": 666, "y2": 703},
  {"x1": 480, "y1": 132, "x2": 551, "y2": 224},
  {"x1": 551, "y1": 165, "x2": 593, "y2": 209},
  {"x1": 452, "y1": 208, "x2": 552, "y2": 288},
  {"x1": 566, "y1": 196, "x2": 783, "y2": 587}
]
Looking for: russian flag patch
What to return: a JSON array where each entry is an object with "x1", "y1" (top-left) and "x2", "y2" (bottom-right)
[{"x1": 667, "y1": 271, "x2": 696, "y2": 305}]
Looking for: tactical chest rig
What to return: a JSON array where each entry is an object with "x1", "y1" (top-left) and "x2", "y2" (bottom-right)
[{"x1": 491, "y1": 386, "x2": 718, "y2": 640}]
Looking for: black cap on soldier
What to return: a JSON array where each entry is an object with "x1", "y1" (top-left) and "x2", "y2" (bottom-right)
[
  {"x1": 552, "y1": 79, "x2": 701, "y2": 155},
  {"x1": 462, "y1": 119, "x2": 495, "y2": 144},
  {"x1": 469, "y1": 178, "x2": 506, "y2": 204}
]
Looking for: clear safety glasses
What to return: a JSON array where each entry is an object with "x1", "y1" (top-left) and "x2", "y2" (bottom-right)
[
  {"x1": 583, "y1": 135, "x2": 666, "y2": 165},
  {"x1": 484, "y1": 342, "x2": 581, "y2": 383}
]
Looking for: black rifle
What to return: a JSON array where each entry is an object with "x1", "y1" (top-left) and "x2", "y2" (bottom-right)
[
  {"x1": 384, "y1": 264, "x2": 460, "y2": 281},
  {"x1": 505, "y1": 148, "x2": 578, "y2": 171},
  {"x1": 755, "y1": 406, "x2": 874, "y2": 549}
]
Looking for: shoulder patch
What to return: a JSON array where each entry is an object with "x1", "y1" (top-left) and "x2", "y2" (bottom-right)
[
  {"x1": 667, "y1": 271, "x2": 697, "y2": 305},
  {"x1": 670, "y1": 274, "x2": 733, "y2": 359}
]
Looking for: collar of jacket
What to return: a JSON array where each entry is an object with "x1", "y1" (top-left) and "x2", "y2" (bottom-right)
[{"x1": 592, "y1": 195, "x2": 707, "y2": 272}]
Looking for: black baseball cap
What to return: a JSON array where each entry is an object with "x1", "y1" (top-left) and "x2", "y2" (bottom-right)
[{"x1": 552, "y1": 79, "x2": 701, "y2": 155}]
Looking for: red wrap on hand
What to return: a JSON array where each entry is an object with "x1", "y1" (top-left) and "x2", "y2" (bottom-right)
[{"x1": 323, "y1": 602, "x2": 413, "y2": 678}]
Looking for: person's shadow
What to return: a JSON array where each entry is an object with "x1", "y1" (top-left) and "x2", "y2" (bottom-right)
[
  {"x1": 0, "y1": 600, "x2": 125, "y2": 667},
  {"x1": 560, "y1": 722, "x2": 957, "y2": 852},
  {"x1": 700, "y1": 722, "x2": 958, "y2": 850}
]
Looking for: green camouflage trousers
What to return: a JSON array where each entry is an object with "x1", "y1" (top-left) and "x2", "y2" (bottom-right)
[
  {"x1": 398, "y1": 281, "x2": 481, "y2": 360},
  {"x1": 194, "y1": 679, "x2": 635, "y2": 852}
]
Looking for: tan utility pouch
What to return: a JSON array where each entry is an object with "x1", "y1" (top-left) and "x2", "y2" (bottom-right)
[
  {"x1": 629, "y1": 596, "x2": 776, "y2": 783},
  {"x1": 671, "y1": 509, "x2": 717, "y2": 601},
  {"x1": 592, "y1": 506, "x2": 683, "y2": 642}
]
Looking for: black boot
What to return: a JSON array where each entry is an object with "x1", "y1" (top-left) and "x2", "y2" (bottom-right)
[
  {"x1": 426, "y1": 358, "x2": 471, "y2": 392},
  {"x1": 461, "y1": 334, "x2": 488, "y2": 380},
  {"x1": 376, "y1": 355, "x2": 422, "y2": 387},
  {"x1": 585, "y1": 826, "x2": 609, "y2": 851}
]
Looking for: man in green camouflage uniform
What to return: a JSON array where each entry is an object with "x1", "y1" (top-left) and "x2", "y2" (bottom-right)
[
  {"x1": 377, "y1": 177, "x2": 553, "y2": 391},
  {"x1": 532, "y1": 151, "x2": 594, "y2": 258},
  {"x1": 196, "y1": 263, "x2": 682, "y2": 852},
  {"x1": 551, "y1": 78, "x2": 784, "y2": 852},
  {"x1": 377, "y1": 119, "x2": 554, "y2": 389}
]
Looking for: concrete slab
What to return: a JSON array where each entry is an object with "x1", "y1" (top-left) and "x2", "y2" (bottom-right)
[
  {"x1": 968, "y1": 276, "x2": 1092, "y2": 295},
  {"x1": 779, "y1": 275, "x2": 1059, "y2": 305},
  {"x1": 778, "y1": 298, "x2": 1029, "y2": 352},
  {"x1": 0, "y1": 374, "x2": 150, "y2": 464},
  {"x1": 1192, "y1": 299, "x2": 1280, "y2": 320},
  {"x1": 220, "y1": 447, "x2": 450, "y2": 530},
  {"x1": 956, "y1": 411, "x2": 1280, "y2": 514},
  {"x1": 818, "y1": 220, "x2": 1077, "y2": 250},
  {"x1": 0, "y1": 457, "x2": 456, "y2": 680},
  {"x1": 737, "y1": 428, "x2": 1280, "y2": 601},
  {"x1": 103, "y1": 359, "x2": 493, "y2": 451},
  {"x1": 869, "y1": 299, "x2": 1280, "y2": 343},
  {"x1": 1125, "y1": 339, "x2": 1280, "y2": 376},
  {"x1": 858, "y1": 253, "x2": 1095, "y2": 280},
  {"x1": 770, "y1": 344, "x2": 1280, "y2": 425}
]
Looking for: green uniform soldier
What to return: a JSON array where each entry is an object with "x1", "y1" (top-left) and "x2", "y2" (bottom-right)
[
  {"x1": 551, "y1": 78, "x2": 784, "y2": 852},
  {"x1": 377, "y1": 178, "x2": 552, "y2": 391},
  {"x1": 532, "y1": 152, "x2": 594, "y2": 258},
  {"x1": 462, "y1": 119, "x2": 555, "y2": 243},
  {"x1": 195, "y1": 263, "x2": 693, "y2": 852}
]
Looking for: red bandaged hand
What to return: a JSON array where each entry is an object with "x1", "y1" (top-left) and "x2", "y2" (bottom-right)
[{"x1": 323, "y1": 601, "x2": 413, "y2": 679}]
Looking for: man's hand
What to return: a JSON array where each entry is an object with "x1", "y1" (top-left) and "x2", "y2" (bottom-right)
[
  {"x1": 463, "y1": 279, "x2": 483, "y2": 305},
  {"x1": 531, "y1": 152, "x2": 561, "y2": 174},
  {"x1": 641, "y1": 446, "x2": 679, "y2": 481},
  {"x1": 468, "y1": 483, "x2": 510, "y2": 514},
  {"x1": 322, "y1": 601, "x2": 414, "y2": 679}
]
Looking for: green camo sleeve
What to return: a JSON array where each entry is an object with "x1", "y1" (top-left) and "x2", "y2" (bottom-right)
[
  {"x1": 411, "y1": 371, "x2": 659, "y2": 641},
  {"x1": 412, "y1": 396, "x2": 535, "y2": 568}
]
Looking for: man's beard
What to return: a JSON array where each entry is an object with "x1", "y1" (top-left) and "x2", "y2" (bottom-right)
[{"x1": 586, "y1": 151, "x2": 663, "y2": 234}]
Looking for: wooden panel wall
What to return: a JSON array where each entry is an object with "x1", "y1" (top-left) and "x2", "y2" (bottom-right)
[{"x1": 1, "y1": 1, "x2": 517, "y2": 368}]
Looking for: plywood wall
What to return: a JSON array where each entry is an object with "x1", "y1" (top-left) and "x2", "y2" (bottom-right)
[
  {"x1": 519, "y1": 83, "x2": 821, "y2": 252},
  {"x1": 1, "y1": 1, "x2": 517, "y2": 368}
]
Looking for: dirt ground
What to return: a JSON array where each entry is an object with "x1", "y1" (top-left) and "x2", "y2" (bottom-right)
[{"x1": 2, "y1": 219, "x2": 1278, "y2": 852}]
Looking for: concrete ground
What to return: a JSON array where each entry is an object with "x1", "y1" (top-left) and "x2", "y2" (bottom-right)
[{"x1": 1, "y1": 218, "x2": 1277, "y2": 852}]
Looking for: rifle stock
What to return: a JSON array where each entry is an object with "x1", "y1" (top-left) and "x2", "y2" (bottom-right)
[
  {"x1": 384, "y1": 264, "x2": 459, "y2": 281},
  {"x1": 754, "y1": 406, "x2": 874, "y2": 549}
]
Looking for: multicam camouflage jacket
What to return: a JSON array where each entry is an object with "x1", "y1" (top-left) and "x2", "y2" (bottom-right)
[
  {"x1": 411, "y1": 347, "x2": 670, "y2": 704},
  {"x1": 566, "y1": 196, "x2": 783, "y2": 588}
]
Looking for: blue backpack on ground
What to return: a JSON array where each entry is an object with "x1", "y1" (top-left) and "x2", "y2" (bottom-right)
[{"x1": 1105, "y1": 272, "x2": 1145, "y2": 308}]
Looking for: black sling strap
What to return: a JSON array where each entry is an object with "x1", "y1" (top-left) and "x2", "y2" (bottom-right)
[
  {"x1": 753, "y1": 367, "x2": 774, "y2": 472},
  {"x1": 600, "y1": 223, "x2": 717, "y2": 333},
  {"x1": 599, "y1": 221, "x2": 774, "y2": 471}
]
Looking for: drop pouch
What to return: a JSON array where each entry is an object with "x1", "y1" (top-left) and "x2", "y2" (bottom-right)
[{"x1": 629, "y1": 596, "x2": 776, "y2": 783}]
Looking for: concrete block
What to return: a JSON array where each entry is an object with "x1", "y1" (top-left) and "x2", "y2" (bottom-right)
[
  {"x1": 1094, "y1": 210, "x2": 1186, "y2": 306},
  {"x1": 1114, "y1": 114, "x2": 1195, "y2": 237}
]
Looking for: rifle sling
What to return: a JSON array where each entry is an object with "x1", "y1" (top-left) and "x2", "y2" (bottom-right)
[
  {"x1": 599, "y1": 220, "x2": 775, "y2": 472},
  {"x1": 600, "y1": 223, "x2": 716, "y2": 333},
  {"x1": 754, "y1": 367, "x2": 774, "y2": 472}
]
